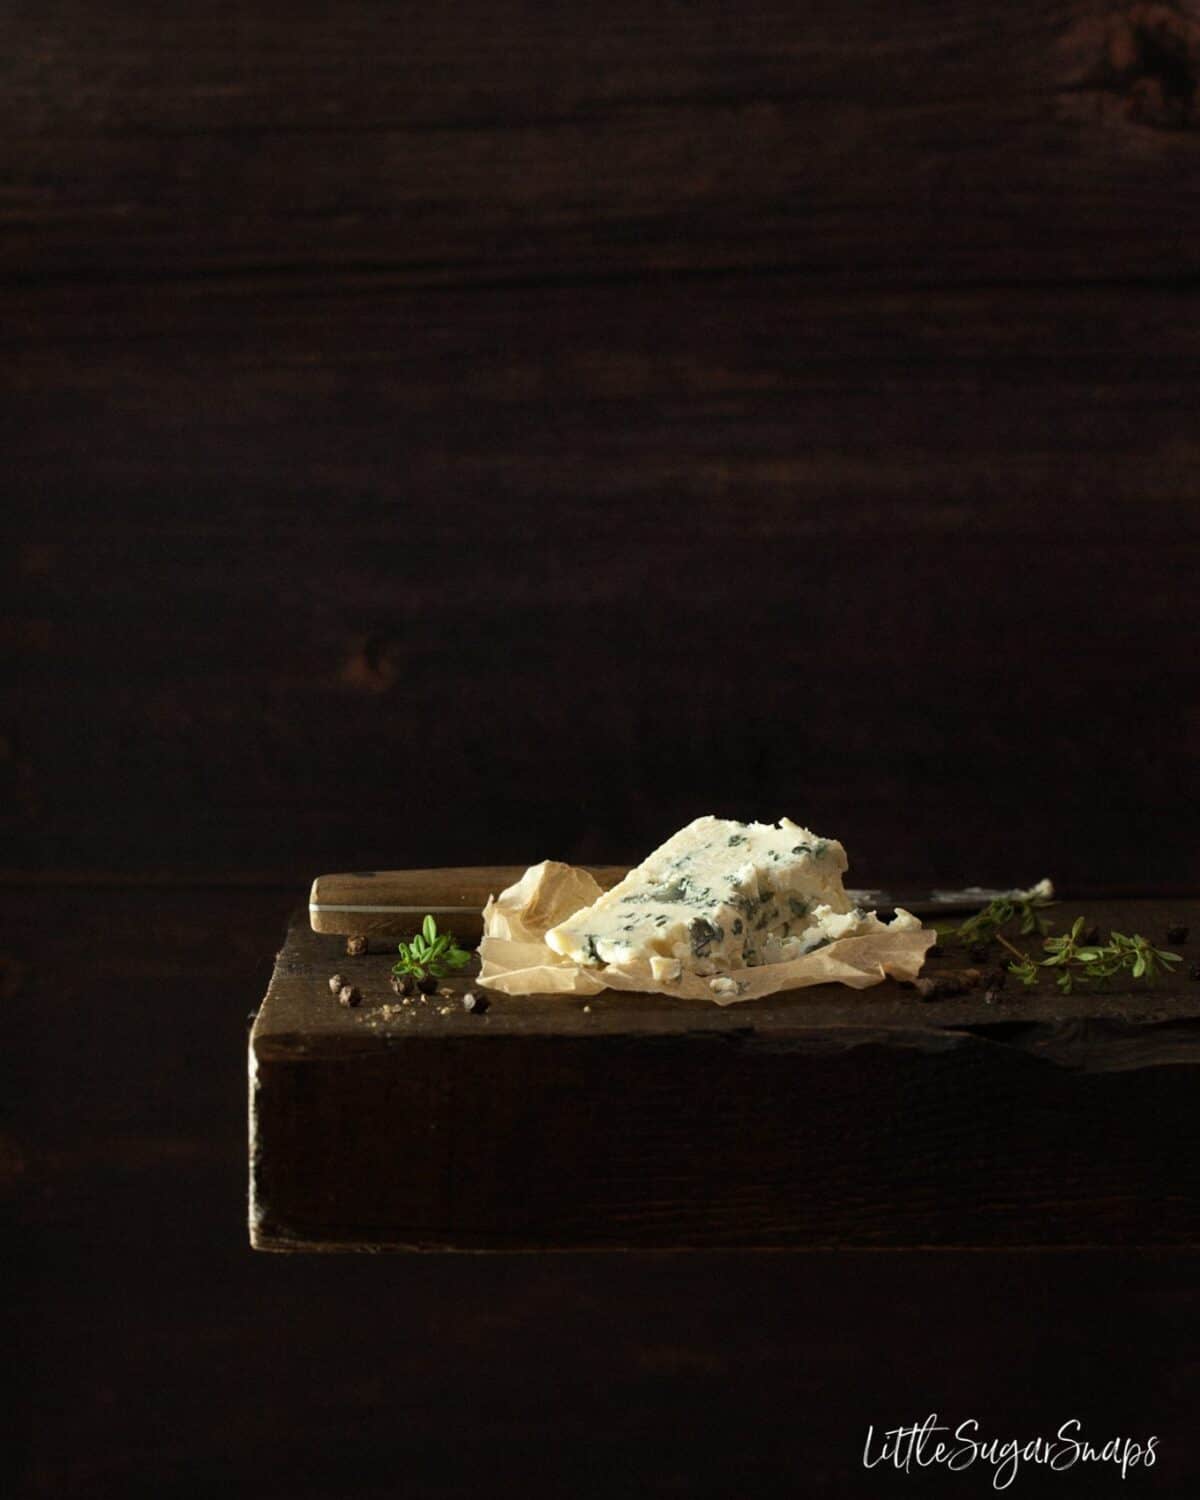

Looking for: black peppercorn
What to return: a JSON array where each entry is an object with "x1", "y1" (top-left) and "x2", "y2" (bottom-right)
[
  {"x1": 462, "y1": 990, "x2": 490, "y2": 1014},
  {"x1": 1189, "y1": 961, "x2": 1200, "y2": 981},
  {"x1": 390, "y1": 972, "x2": 414, "y2": 997},
  {"x1": 1167, "y1": 923, "x2": 1189, "y2": 945},
  {"x1": 417, "y1": 974, "x2": 438, "y2": 994}
]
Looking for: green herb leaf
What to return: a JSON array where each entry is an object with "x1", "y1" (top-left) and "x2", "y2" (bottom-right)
[
  {"x1": 945, "y1": 884, "x2": 1057, "y2": 950},
  {"x1": 994, "y1": 911, "x2": 1180, "y2": 996},
  {"x1": 394, "y1": 914, "x2": 474, "y2": 981}
]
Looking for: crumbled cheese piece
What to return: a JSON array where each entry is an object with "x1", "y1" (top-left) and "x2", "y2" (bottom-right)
[{"x1": 708, "y1": 975, "x2": 743, "y2": 998}]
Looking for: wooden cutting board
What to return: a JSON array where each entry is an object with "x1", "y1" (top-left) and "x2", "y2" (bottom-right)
[{"x1": 250, "y1": 878, "x2": 1200, "y2": 1253}]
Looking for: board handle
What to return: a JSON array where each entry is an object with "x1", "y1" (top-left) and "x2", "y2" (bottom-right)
[{"x1": 309, "y1": 866, "x2": 627, "y2": 937}]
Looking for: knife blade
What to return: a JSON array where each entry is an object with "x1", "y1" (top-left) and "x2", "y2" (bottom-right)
[{"x1": 308, "y1": 869, "x2": 1033, "y2": 937}]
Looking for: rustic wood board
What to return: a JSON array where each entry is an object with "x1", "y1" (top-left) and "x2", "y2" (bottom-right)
[
  {"x1": 13, "y1": 885, "x2": 1200, "y2": 1494},
  {"x1": 250, "y1": 894, "x2": 1200, "y2": 1252}
]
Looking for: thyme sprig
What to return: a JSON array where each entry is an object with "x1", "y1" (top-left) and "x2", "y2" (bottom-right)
[
  {"x1": 935, "y1": 880, "x2": 1181, "y2": 994},
  {"x1": 936, "y1": 880, "x2": 1057, "y2": 947},
  {"x1": 392, "y1": 914, "x2": 472, "y2": 983},
  {"x1": 1005, "y1": 917, "x2": 1182, "y2": 994}
]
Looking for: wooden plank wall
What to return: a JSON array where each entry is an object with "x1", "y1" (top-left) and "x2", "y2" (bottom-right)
[
  {"x1": 5, "y1": 0, "x2": 1199, "y2": 888},
  {"x1": 5, "y1": 3, "x2": 1200, "y2": 1495}
]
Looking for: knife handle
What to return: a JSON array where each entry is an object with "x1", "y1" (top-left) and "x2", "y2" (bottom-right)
[{"x1": 309, "y1": 866, "x2": 627, "y2": 938}]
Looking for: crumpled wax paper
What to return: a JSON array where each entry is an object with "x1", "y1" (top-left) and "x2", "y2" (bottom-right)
[{"x1": 477, "y1": 860, "x2": 936, "y2": 1005}]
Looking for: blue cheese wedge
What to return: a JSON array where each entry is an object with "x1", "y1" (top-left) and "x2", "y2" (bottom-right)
[{"x1": 544, "y1": 814, "x2": 898, "y2": 978}]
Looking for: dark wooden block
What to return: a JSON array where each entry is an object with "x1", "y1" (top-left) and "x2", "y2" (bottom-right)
[{"x1": 249, "y1": 895, "x2": 1200, "y2": 1252}]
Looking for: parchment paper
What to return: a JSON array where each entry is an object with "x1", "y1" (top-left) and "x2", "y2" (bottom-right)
[{"x1": 478, "y1": 860, "x2": 936, "y2": 1005}]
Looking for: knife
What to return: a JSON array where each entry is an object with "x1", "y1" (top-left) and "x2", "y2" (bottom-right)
[{"x1": 309, "y1": 869, "x2": 1028, "y2": 938}]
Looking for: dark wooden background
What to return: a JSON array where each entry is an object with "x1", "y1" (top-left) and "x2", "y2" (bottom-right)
[{"x1": 5, "y1": 2, "x2": 1200, "y2": 1494}]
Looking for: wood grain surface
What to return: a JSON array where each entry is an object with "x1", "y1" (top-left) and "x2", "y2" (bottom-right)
[
  {"x1": 5, "y1": 1, "x2": 1200, "y2": 286},
  {"x1": 251, "y1": 898, "x2": 1200, "y2": 1253},
  {"x1": 6, "y1": 884, "x2": 1197, "y2": 1496},
  {"x1": 5, "y1": 0, "x2": 1200, "y2": 892}
]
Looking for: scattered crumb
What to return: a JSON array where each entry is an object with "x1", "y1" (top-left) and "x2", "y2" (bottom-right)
[
  {"x1": 328, "y1": 973, "x2": 346, "y2": 994},
  {"x1": 345, "y1": 935, "x2": 368, "y2": 958},
  {"x1": 582, "y1": 1004, "x2": 591, "y2": 1013},
  {"x1": 337, "y1": 984, "x2": 361, "y2": 1008}
]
